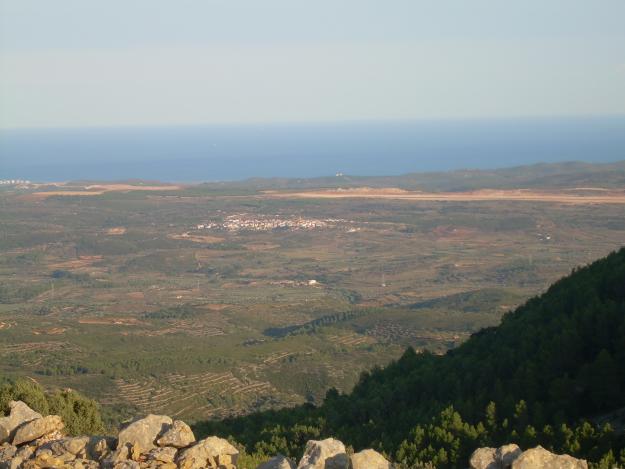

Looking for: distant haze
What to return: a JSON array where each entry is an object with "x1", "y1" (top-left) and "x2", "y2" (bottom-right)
[
  {"x1": 1, "y1": 0, "x2": 625, "y2": 129},
  {"x1": 2, "y1": 117, "x2": 625, "y2": 182}
]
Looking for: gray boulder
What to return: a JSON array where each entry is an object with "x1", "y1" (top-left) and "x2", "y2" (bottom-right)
[
  {"x1": 470, "y1": 444, "x2": 524, "y2": 469},
  {"x1": 117, "y1": 414, "x2": 173, "y2": 453},
  {"x1": 101, "y1": 444, "x2": 129, "y2": 469},
  {"x1": 37, "y1": 435, "x2": 91, "y2": 460},
  {"x1": 12, "y1": 415, "x2": 64, "y2": 446},
  {"x1": 35, "y1": 438, "x2": 89, "y2": 465},
  {"x1": 351, "y1": 448, "x2": 393, "y2": 469},
  {"x1": 469, "y1": 447, "x2": 498, "y2": 469},
  {"x1": 0, "y1": 444, "x2": 17, "y2": 468},
  {"x1": 69, "y1": 460, "x2": 100, "y2": 469},
  {"x1": 511, "y1": 446, "x2": 587, "y2": 469},
  {"x1": 297, "y1": 438, "x2": 350, "y2": 469},
  {"x1": 257, "y1": 454, "x2": 296, "y2": 469},
  {"x1": 496, "y1": 444, "x2": 522, "y2": 468},
  {"x1": 0, "y1": 401, "x2": 42, "y2": 444},
  {"x1": 111, "y1": 462, "x2": 140, "y2": 469},
  {"x1": 86, "y1": 436, "x2": 112, "y2": 461},
  {"x1": 147, "y1": 446, "x2": 177, "y2": 463},
  {"x1": 156, "y1": 419, "x2": 195, "y2": 448},
  {"x1": 176, "y1": 436, "x2": 239, "y2": 469},
  {"x1": 2, "y1": 444, "x2": 34, "y2": 468}
]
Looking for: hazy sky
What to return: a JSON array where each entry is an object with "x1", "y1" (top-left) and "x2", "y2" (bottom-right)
[{"x1": 1, "y1": 0, "x2": 624, "y2": 129}]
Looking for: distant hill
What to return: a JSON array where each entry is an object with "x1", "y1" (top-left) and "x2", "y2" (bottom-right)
[
  {"x1": 198, "y1": 247, "x2": 625, "y2": 467},
  {"x1": 192, "y1": 160, "x2": 625, "y2": 192}
]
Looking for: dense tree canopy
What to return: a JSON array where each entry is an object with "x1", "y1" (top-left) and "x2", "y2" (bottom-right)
[
  {"x1": 197, "y1": 247, "x2": 625, "y2": 468},
  {"x1": 0, "y1": 378, "x2": 105, "y2": 435}
]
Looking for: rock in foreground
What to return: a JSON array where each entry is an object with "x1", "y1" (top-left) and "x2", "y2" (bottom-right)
[
  {"x1": 256, "y1": 455, "x2": 296, "y2": 469},
  {"x1": 470, "y1": 444, "x2": 587, "y2": 469},
  {"x1": 351, "y1": 448, "x2": 393, "y2": 469},
  {"x1": 511, "y1": 446, "x2": 587, "y2": 469},
  {"x1": 117, "y1": 414, "x2": 173, "y2": 452},
  {"x1": 0, "y1": 401, "x2": 43, "y2": 444},
  {"x1": 0, "y1": 401, "x2": 590, "y2": 469},
  {"x1": 297, "y1": 438, "x2": 349, "y2": 469}
]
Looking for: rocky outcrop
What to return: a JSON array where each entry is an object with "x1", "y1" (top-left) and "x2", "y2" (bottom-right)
[
  {"x1": 156, "y1": 421, "x2": 195, "y2": 449},
  {"x1": 176, "y1": 436, "x2": 239, "y2": 469},
  {"x1": 0, "y1": 402, "x2": 237, "y2": 469},
  {"x1": 511, "y1": 446, "x2": 587, "y2": 469},
  {"x1": 496, "y1": 444, "x2": 523, "y2": 468},
  {"x1": 296, "y1": 438, "x2": 349, "y2": 469},
  {"x1": 0, "y1": 402, "x2": 42, "y2": 444},
  {"x1": 12, "y1": 416, "x2": 64, "y2": 446},
  {"x1": 350, "y1": 449, "x2": 392, "y2": 469},
  {"x1": 469, "y1": 447, "x2": 498, "y2": 469},
  {"x1": 117, "y1": 415, "x2": 173, "y2": 452},
  {"x1": 469, "y1": 444, "x2": 587, "y2": 469},
  {"x1": 255, "y1": 455, "x2": 295, "y2": 469},
  {"x1": 0, "y1": 402, "x2": 591, "y2": 469}
]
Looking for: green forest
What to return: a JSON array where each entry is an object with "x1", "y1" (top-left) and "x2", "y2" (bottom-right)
[
  {"x1": 0, "y1": 379, "x2": 104, "y2": 436},
  {"x1": 1, "y1": 247, "x2": 624, "y2": 467},
  {"x1": 195, "y1": 247, "x2": 625, "y2": 468}
]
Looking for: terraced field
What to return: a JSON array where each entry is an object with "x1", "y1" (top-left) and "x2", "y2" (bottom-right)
[{"x1": 1, "y1": 172, "x2": 625, "y2": 428}]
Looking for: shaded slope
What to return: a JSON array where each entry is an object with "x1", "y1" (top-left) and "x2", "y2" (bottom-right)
[{"x1": 198, "y1": 247, "x2": 625, "y2": 456}]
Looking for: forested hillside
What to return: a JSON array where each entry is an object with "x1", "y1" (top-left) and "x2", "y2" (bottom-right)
[{"x1": 197, "y1": 247, "x2": 625, "y2": 468}]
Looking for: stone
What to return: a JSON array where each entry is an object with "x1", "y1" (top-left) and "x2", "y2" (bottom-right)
[
  {"x1": 511, "y1": 446, "x2": 588, "y2": 469},
  {"x1": 0, "y1": 444, "x2": 33, "y2": 469},
  {"x1": 147, "y1": 446, "x2": 177, "y2": 463},
  {"x1": 256, "y1": 454, "x2": 296, "y2": 469},
  {"x1": 156, "y1": 420, "x2": 195, "y2": 448},
  {"x1": 144, "y1": 463, "x2": 177, "y2": 469},
  {"x1": 36, "y1": 444, "x2": 76, "y2": 463},
  {"x1": 112, "y1": 462, "x2": 140, "y2": 469},
  {"x1": 297, "y1": 438, "x2": 350, "y2": 469},
  {"x1": 0, "y1": 444, "x2": 17, "y2": 468},
  {"x1": 351, "y1": 448, "x2": 393, "y2": 469},
  {"x1": 88, "y1": 436, "x2": 112, "y2": 460},
  {"x1": 37, "y1": 435, "x2": 91, "y2": 461},
  {"x1": 496, "y1": 444, "x2": 522, "y2": 468},
  {"x1": 22, "y1": 451, "x2": 66, "y2": 468},
  {"x1": 62, "y1": 436, "x2": 91, "y2": 456},
  {"x1": 176, "y1": 436, "x2": 239, "y2": 469},
  {"x1": 71, "y1": 460, "x2": 100, "y2": 469},
  {"x1": 117, "y1": 415, "x2": 173, "y2": 453},
  {"x1": 470, "y1": 447, "x2": 499, "y2": 469},
  {"x1": 33, "y1": 429, "x2": 66, "y2": 448},
  {"x1": 101, "y1": 444, "x2": 129, "y2": 469},
  {"x1": 12, "y1": 415, "x2": 64, "y2": 446},
  {"x1": 0, "y1": 401, "x2": 42, "y2": 444},
  {"x1": 2, "y1": 459, "x2": 22, "y2": 469},
  {"x1": 14, "y1": 445, "x2": 35, "y2": 460},
  {"x1": 130, "y1": 442, "x2": 142, "y2": 461}
]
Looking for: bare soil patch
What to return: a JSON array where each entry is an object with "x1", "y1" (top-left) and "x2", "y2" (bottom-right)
[
  {"x1": 168, "y1": 232, "x2": 224, "y2": 243},
  {"x1": 28, "y1": 183, "x2": 182, "y2": 199},
  {"x1": 265, "y1": 187, "x2": 625, "y2": 204},
  {"x1": 106, "y1": 227, "x2": 127, "y2": 235}
]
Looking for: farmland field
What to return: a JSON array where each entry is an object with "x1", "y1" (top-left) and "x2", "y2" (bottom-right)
[{"x1": 1, "y1": 164, "x2": 625, "y2": 428}]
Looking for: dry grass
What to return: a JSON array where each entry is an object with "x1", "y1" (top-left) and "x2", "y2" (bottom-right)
[{"x1": 48, "y1": 255, "x2": 102, "y2": 271}]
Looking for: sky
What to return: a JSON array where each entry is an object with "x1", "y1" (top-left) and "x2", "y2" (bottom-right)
[{"x1": 1, "y1": 0, "x2": 624, "y2": 129}]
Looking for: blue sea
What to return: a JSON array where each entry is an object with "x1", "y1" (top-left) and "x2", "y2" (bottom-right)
[{"x1": 1, "y1": 117, "x2": 624, "y2": 182}]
